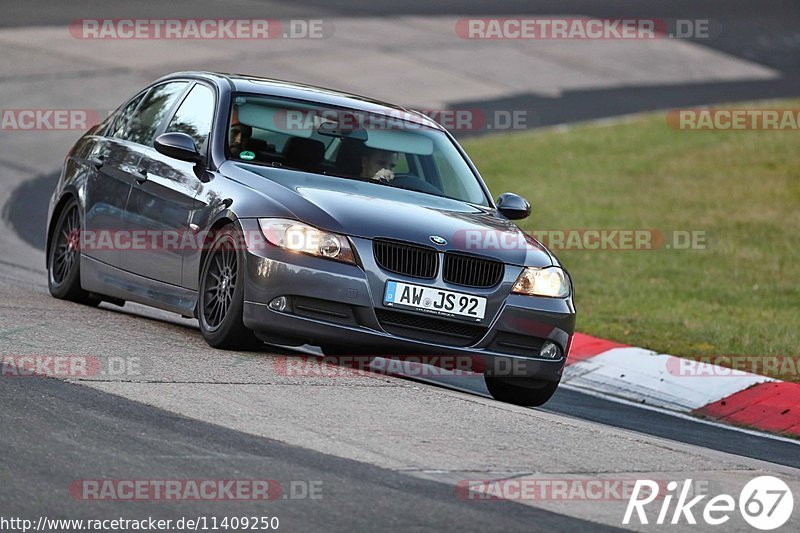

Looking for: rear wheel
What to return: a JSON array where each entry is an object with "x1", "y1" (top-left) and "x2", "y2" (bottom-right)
[
  {"x1": 47, "y1": 199, "x2": 98, "y2": 306},
  {"x1": 484, "y1": 376, "x2": 559, "y2": 407},
  {"x1": 198, "y1": 226, "x2": 262, "y2": 350}
]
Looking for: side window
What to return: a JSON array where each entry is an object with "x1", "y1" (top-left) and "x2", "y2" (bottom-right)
[
  {"x1": 122, "y1": 81, "x2": 188, "y2": 145},
  {"x1": 108, "y1": 92, "x2": 146, "y2": 139},
  {"x1": 164, "y1": 84, "x2": 215, "y2": 152},
  {"x1": 393, "y1": 153, "x2": 410, "y2": 174}
]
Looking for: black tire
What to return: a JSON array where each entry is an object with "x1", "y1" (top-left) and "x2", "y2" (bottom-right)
[
  {"x1": 484, "y1": 376, "x2": 560, "y2": 407},
  {"x1": 198, "y1": 225, "x2": 262, "y2": 350},
  {"x1": 47, "y1": 199, "x2": 98, "y2": 306}
]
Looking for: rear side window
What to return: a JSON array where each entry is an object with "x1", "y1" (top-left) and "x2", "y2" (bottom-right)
[
  {"x1": 108, "y1": 92, "x2": 146, "y2": 139},
  {"x1": 164, "y1": 84, "x2": 215, "y2": 153},
  {"x1": 121, "y1": 81, "x2": 188, "y2": 145}
]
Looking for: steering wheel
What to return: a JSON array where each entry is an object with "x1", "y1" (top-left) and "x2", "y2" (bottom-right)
[{"x1": 391, "y1": 174, "x2": 444, "y2": 195}]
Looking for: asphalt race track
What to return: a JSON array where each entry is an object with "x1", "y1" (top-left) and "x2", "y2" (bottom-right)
[
  {"x1": 2, "y1": 1, "x2": 799, "y2": 531},
  {"x1": 2, "y1": 376, "x2": 618, "y2": 531}
]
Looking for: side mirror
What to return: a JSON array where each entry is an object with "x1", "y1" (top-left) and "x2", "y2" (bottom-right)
[
  {"x1": 154, "y1": 132, "x2": 202, "y2": 164},
  {"x1": 496, "y1": 192, "x2": 531, "y2": 220}
]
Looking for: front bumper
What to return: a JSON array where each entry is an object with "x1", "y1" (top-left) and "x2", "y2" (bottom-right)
[{"x1": 240, "y1": 220, "x2": 575, "y2": 381}]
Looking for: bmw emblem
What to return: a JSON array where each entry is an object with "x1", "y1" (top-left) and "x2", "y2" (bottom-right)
[{"x1": 429, "y1": 235, "x2": 447, "y2": 246}]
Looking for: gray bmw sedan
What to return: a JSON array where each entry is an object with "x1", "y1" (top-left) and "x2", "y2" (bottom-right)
[{"x1": 47, "y1": 71, "x2": 575, "y2": 406}]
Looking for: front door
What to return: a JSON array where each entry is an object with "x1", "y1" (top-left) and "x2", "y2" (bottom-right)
[{"x1": 122, "y1": 82, "x2": 215, "y2": 287}]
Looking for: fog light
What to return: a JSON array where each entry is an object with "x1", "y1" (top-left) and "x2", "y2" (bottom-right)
[
  {"x1": 539, "y1": 342, "x2": 561, "y2": 359},
  {"x1": 269, "y1": 296, "x2": 288, "y2": 312}
]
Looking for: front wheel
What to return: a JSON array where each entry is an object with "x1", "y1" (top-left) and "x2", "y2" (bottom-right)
[
  {"x1": 198, "y1": 226, "x2": 261, "y2": 350},
  {"x1": 484, "y1": 376, "x2": 560, "y2": 407}
]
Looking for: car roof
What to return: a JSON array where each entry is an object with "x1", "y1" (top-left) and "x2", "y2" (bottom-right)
[{"x1": 158, "y1": 71, "x2": 444, "y2": 131}]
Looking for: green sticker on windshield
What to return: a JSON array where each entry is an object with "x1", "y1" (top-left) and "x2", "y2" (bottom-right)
[{"x1": 240, "y1": 151, "x2": 255, "y2": 161}]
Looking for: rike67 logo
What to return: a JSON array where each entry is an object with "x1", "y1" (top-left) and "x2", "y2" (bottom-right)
[{"x1": 624, "y1": 476, "x2": 794, "y2": 530}]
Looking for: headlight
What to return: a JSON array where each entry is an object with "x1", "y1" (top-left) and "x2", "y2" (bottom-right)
[
  {"x1": 512, "y1": 267, "x2": 570, "y2": 298},
  {"x1": 258, "y1": 219, "x2": 356, "y2": 264}
]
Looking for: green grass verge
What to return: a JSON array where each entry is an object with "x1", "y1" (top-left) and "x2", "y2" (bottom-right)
[{"x1": 462, "y1": 100, "x2": 800, "y2": 379}]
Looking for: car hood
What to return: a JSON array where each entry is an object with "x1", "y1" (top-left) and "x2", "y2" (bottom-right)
[{"x1": 226, "y1": 163, "x2": 554, "y2": 267}]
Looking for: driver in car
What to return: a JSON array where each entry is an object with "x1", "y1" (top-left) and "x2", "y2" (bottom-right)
[
  {"x1": 360, "y1": 148, "x2": 398, "y2": 182},
  {"x1": 229, "y1": 122, "x2": 253, "y2": 158}
]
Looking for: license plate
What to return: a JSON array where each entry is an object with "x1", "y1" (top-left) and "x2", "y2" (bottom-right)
[{"x1": 383, "y1": 281, "x2": 486, "y2": 322}]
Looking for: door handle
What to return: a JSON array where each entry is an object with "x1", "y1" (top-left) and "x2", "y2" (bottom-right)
[
  {"x1": 89, "y1": 156, "x2": 104, "y2": 169},
  {"x1": 132, "y1": 169, "x2": 148, "y2": 184}
]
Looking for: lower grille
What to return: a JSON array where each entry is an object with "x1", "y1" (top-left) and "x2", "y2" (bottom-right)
[
  {"x1": 488, "y1": 332, "x2": 546, "y2": 357},
  {"x1": 375, "y1": 309, "x2": 487, "y2": 347},
  {"x1": 292, "y1": 296, "x2": 358, "y2": 326}
]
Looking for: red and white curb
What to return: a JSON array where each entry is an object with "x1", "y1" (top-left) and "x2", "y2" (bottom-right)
[{"x1": 564, "y1": 334, "x2": 800, "y2": 438}]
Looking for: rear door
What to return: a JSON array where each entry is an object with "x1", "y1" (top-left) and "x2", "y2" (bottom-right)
[{"x1": 122, "y1": 82, "x2": 215, "y2": 287}]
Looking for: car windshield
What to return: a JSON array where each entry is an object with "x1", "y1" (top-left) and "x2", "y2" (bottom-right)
[{"x1": 227, "y1": 94, "x2": 488, "y2": 205}]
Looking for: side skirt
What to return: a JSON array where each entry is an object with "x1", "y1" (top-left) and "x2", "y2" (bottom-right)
[{"x1": 81, "y1": 255, "x2": 197, "y2": 317}]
